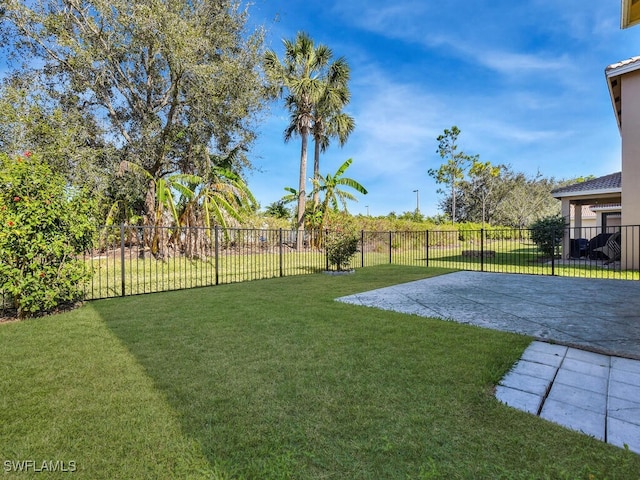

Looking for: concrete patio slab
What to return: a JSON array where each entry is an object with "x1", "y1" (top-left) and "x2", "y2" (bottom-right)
[
  {"x1": 336, "y1": 271, "x2": 640, "y2": 454},
  {"x1": 336, "y1": 271, "x2": 640, "y2": 358},
  {"x1": 608, "y1": 418, "x2": 640, "y2": 452}
]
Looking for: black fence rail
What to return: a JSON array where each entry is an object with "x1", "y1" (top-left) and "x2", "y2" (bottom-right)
[
  {"x1": 2, "y1": 224, "x2": 638, "y2": 310},
  {"x1": 387, "y1": 225, "x2": 639, "y2": 280},
  {"x1": 83, "y1": 225, "x2": 328, "y2": 300}
]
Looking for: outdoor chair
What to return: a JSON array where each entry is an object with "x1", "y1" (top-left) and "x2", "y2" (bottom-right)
[
  {"x1": 593, "y1": 231, "x2": 621, "y2": 264},
  {"x1": 588, "y1": 233, "x2": 613, "y2": 260},
  {"x1": 570, "y1": 238, "x2": 589, "y2": 258}
]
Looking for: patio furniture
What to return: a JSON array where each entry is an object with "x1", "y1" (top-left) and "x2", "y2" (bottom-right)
[
  {"x1": 588, "y1": 233, "x2": 613, "y2": 260},
  {"x1": 569, "y1": 238, "x2": 589, "y2": 258},
  {"x1": 593, "y1": 231, "x2": 621, "y2": 264}
]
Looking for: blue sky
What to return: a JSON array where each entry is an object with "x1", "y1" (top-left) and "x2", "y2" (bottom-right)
[{"x1": 246, "y1": 0, "x2": 640, "y2": 217}]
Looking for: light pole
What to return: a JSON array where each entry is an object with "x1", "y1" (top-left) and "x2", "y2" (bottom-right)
[
  {"x1": 412, "y1": 189, "x2": 420, "y2": 213},
  {"x1": 365, "y1": 205, "x2": 369, "y2": 216}
]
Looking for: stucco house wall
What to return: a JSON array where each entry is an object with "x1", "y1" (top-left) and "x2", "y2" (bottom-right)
[{"x1": 607, "y1": 58, "x2": 640, "y2": 269}]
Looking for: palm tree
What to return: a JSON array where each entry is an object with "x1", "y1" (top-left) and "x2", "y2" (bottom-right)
[
  {"x1": 314, "y1": 158, "x2": 367, "y2": 238},
  {"x1": 264, "y1": 32, "x2": 333, "y2": 249},
  {"x1": 311, "y1": 57, "x2": 355, "y2": 209}
]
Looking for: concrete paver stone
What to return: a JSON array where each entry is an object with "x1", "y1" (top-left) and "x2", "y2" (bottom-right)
[
  {"x1": 494, "y1": 386, "x2": 542, "y2": 414},
  {"x1": 540, "y1": 399, "x2": 606, "y2": 440}
]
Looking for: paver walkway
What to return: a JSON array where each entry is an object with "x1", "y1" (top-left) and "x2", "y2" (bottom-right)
[
  {"x1": 336, "y1": 271, "x2": 640, "y2": 454},
  {"x1": 496, "y1": 341, "x2": 640, "y2": 453}
]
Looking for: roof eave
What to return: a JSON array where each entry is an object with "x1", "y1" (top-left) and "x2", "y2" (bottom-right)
[
  {"x1": 605, "y1": 57, "x2": 640, "y2": 133},
  {"x1": 552, "y1": 187, "x2": 622, "y2": 200},
  {"x1": 621, "y1": 0, "x2": 640, "y2": 28},
  {"x1": 606, "y1": 70, "x2": 622, "y2": 133}
]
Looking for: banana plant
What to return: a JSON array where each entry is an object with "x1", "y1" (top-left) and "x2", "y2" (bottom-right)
[
  {"x1": 176, "y1": 166, "x2": 257, "y2": 246},
  {"x1": 118, "y1": 161, "x2": 185, "y2": 256},
  {"x1": 313, "y1": 158, "x2": 367, "y2": 245}
]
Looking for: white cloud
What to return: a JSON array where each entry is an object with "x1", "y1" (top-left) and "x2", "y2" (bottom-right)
[
  {"x1": 346, "y1": 69, "x2": 444, "y2": 175},
  {"x1": 480, "y1": 50, "x2": 571, "y2": 75}
]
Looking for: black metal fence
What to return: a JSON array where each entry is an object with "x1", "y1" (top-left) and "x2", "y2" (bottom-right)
[
  {"x1": 80, "y1": 224, "x2": 640, "y2": 300},
  {"x1": 3, "y1": 224, "x2": 639, "y2": 309}
]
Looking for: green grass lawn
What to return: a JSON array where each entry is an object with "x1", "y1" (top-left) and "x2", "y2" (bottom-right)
[{"x1": 2, "y1": 265, "x2": 639, "y2": 479}]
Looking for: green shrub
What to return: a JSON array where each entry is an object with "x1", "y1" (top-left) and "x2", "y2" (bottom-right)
[
  {"x1": 529, "y1": 215, "x2": 566, "y2": 257},
  {"x1": 0, "y1": 152, "x2": 96, "y2": 318},
  {"x1": 325, "y1": 230, "x2": 359, "y2": 271},
  {"x1": 456, "y1": 222, "x2": 482, "y2": 242}
]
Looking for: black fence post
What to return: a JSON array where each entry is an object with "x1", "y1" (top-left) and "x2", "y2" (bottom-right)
[
  {"x1": 425, "y1": 230, "x2": 429, "y2": 267},
  {"x1": 214, "y1": 226, "x2": 220, "y2": 285},
  {"x1": 551, "y1": 227, "x2": 556, "y2": 276},
  {"x1": 480, "y1": 228, "x2": 485, "y2": 272},
  {"x1": 361, "y1": 230, "x2": 365, "y2": 268},
  {"x1": 389, "y1": 231, "x2": 392, "y2": 264},
  {"x1": 325, "y1": 229, "x2": 330, "y2": 271},
  {"x1": 279, "y1": 228, "x2": 283, "y2": 277},
  {"x1": 120, "y1": 223, "x2": 125, "y2": 297}
]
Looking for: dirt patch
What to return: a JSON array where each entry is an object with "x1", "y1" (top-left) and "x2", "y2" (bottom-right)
[{"x1": 0, "y1": 302, "x2": 84, "y2": 324}]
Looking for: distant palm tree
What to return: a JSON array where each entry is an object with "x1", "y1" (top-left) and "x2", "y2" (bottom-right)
[
  {"x1": 175, "y1": 165, "x2": 256, "y2": 256},
  {"x1": 177, "y1": 166, "x2": 256, "y2": 230},
  {"x1": 118, "y1": 160, "x2": 184, "y2": 256},
  {"x1": 264, "y1": 32, "x2": 334, "y2": 249}
]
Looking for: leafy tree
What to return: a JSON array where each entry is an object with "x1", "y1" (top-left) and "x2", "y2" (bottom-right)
[
  {"x1": 0, "y1": 152, "x2": 96, "y2": 318},
  {"x1": 119, "y1": 158, "x2": 256, "y2": 257},
  {"x1": 0, "y1": 79, "x2": 113, "y2": 197},
  {"x1": 438, "y1": 165, "x2": 568, "y2": 228},
  {"x1": 264, "y1": 32, "x2": 336, "y2": 248},
  {"x1": 465, "y1": 159, "x2": 505, "y2": 227},
  {"x1": 1, "y1": 0, "x2": 267, "y2": 226},
  {"x1": 493, "y1": 172, "x2": 562, "y2": 228},
  {"x1": 530, "y1": 214, "x2": 566, "y2": 257},
  {"x1": 265, "y1": 201, "x2": 291, "y2": 220},
  {"x1": 325, "y1": 230, "x2": 359, "y2": 271},
  {"x1": 429, "y1": 126, "x2": 474, "y2": 224}
]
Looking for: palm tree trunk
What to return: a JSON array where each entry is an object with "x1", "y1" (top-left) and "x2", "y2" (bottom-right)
[
  {"x1": 296, "y1": 131, "x2": 309, "y2": 251},
  {"x1": 313, "y1": 138, "x2": 321, "y2": 209}
]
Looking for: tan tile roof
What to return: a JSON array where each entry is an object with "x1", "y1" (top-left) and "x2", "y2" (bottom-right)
[{"x1": 575, "y1": 205, "x2": 596, "y2": 218}]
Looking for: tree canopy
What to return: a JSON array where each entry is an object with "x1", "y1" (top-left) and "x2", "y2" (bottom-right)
[
  {"x1": 1, "y1": 0, "x2": 268, "y2": 227},
  {"x1": 428, "y1": 126, "x2": 474, "y2": 224}
]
